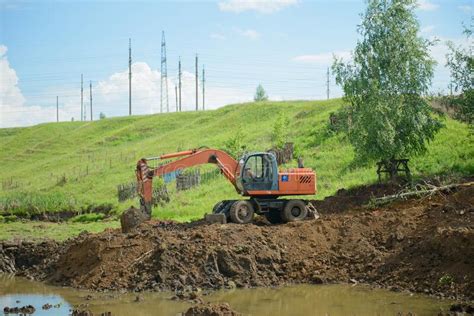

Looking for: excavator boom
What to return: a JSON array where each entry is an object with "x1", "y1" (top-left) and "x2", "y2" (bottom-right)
[{"x1": 136, "y1": 148, "x2": 240, "y2": 215}]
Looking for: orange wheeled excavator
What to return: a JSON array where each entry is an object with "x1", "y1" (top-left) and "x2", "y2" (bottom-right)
[{"x1": 136, "y1": 148, "x2": 316, "y2": 224}]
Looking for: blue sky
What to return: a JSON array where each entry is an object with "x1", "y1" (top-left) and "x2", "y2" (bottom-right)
[{"x1": 0, "y1": 0, "x2": 472, "y2": 127}]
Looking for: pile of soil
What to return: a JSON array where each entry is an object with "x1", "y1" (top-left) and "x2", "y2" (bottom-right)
[
  {"x1": 183, "y1": 302, "x2": 240, "y2": 316},
  {"x1": 311, "y1": 181, "x2": 404, "y2": 213},
  {"x1": 1, "y1": 182, "x2": 473, "y2": 302}
]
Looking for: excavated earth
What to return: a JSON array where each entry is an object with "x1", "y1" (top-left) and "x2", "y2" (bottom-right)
[{"x1": 0, "y1": 182, "x2": 473, "y2": 303}]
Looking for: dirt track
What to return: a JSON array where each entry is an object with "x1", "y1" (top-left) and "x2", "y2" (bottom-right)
[{"x1": 1, "y1": 182, "x2": 473, "y2": 302}]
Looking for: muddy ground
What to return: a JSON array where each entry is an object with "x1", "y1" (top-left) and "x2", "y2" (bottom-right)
[{"x1": 0, "y1": 181, "x2": 473, "y2": 303}]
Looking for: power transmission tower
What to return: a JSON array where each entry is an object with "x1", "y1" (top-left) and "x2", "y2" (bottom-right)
[
  {"x1": 202, "y1": 66, "x2": 205, "y2": 111},
  {"x1": 129, "y1": 38, "x2": 132, "y2": 116},
  {"x1": 195, "y1": 54, "x2": 198, "y2": 111},
  {"x1": 56, "y1": 96, "x2": 59, "y2": 122},
  {"x1": 161, "y1": 31, "x2": 169, "y2": 113},
  {"x1": 81, "y1": 74, "x2": 84, "y2": 121},
  {"x1": 90, "y1": 81, "x2": 93, "y2": 121},
  {"x1": 326, "y1": 67, "x2": 330, "y2": 100},
  {"x1": 175, "y1": 85, "x2": 178, "y2": 112},
  {"x1": 178, "y1": 57, "x2": 182, "y2": 112}
]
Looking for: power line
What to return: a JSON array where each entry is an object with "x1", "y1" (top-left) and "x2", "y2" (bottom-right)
[
  {"x1": 202, "y1": 65, "x2": 205, "y2": 111},
  {"x1": 161, "y1": 31, "x2": 169, "y2": 113},
  {"x1": 175, "y1": 84, "x2": 178, "y2": 112},
  {"x1": 80, "y1": 74, "x2": 83, "y2": 121},
  {"x1": 90, "y1": 80, "x2": 93, "y2": 121},
  {"x1": 326, "y1": 67, "x2": 330, "y2": 100},
  {"x1": 128, "y1": 38, "x2": 132, "y2": 116},
  {"x1": 178, "y1": 56, "x2": 182, "y2": 112},
  {"x1": 195, "y1": 54, "x2": 198, "y2": 111}
]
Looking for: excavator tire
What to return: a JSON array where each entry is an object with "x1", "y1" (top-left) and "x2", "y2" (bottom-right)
[
  {"x1": 281, "y1": 199, "x2": 307, "y2": 223},
  {"x1": 229, "y1": 200, "x2": 254, "y2": 224},
  {"x1": 264, "y1": 210, "x2": 283, "y2": 224},
  {"x1": 212, "y1": 200, "x2": 235, "y2": 214}
]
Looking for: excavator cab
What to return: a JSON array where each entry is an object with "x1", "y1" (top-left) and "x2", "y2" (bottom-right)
[{"x1": 237, "y1": 153, "x2": 278, "y2": 193}]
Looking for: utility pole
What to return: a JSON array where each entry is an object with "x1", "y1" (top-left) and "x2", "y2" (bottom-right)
[
  {"x1": 129, "y1": 38, "x2": 132, "y2": 116},
  {"x1": 178, "y1": 57, "x2": 182, "y2": 112},
  {"x1": 90, "y1": 81, "x2": 93, "y2": 121},
  {"x1": 326, "y1": 67, "x2": 330, "y2": 100},
  {"x1": 81, "y1": 74, "x2": 83, "y2": 121},
  {"x1": 202, "y1": 66, "x2": 205, "y2": 111},
  {"x1": 160, "y1": 31, "x2": 169, "y2": 113},
  {"x1": 195, "y1": 54, "x2": 198, "y2": 111},
  {"x1": 56, "y1": 96, "x2": 59, "y2": 122},
  {"x1": 175, "y1": 85, "x2": 178, "y2": 112}
]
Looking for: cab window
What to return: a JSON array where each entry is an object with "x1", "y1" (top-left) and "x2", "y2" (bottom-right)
[
  {"x1": 243, "y1": 155, "x2": 262, "y2": 180},
  {"x1": 243, "y1": 155, "x2": 274, "y2": 182}
]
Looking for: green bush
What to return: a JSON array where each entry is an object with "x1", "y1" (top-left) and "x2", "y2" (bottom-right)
[
  {"x1": 439, "y1": 274, "x2": 454, "y2": 285},
  {"x1": 327, "y1": 106, "x2": 351, "y2": 134},
  {"x1": 0, "y1": 192, "x2": 78, "y2": 215},
  {"x1": 272, "y1": 113, "x2": 290, "y2": 148},
  {"x1": 223, "y1": 127, "x2": 247, "y2": 158},
  {"x1": 3, "y1": 215, "x2": 17, "y2": 223}
]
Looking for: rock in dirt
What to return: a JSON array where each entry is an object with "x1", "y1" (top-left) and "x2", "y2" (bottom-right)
[
  {"x1": 3, "y1": 305, "x2": 36, "y2": 314},
  {"x1": 183, "y1": 302, "x2": 240, "y2": 316},
  {"x1": 71, "y1": 310, "x2": 94, "y2": 316},
  {"x1": 0, "y1": 250, "x2": 16, "y2": 274},
  {"x1": 120, "y1": 206, "x2": 149, "y2": 233},
  {"x1": 42, "y1": 303, "x2": 52, "y2": 310}
]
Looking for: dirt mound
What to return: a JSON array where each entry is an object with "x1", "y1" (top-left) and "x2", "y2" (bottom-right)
[
  {"x1": 1, "y1": 182, "x2": 473, "y2": 302},
  {"x1": 183, "y1": 302, "x2": 240, "y2": 316},
  {"x1": 311, "y1": 181, "x2": 404, "y2": 213}
]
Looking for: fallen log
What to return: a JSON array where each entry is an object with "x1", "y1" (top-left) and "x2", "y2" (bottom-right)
[{"x1": 373, "y1": 182, "x2": 474, "y2": 206}]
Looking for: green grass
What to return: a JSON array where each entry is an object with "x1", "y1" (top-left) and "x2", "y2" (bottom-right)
[
  {"x1": 0, "y1": 99, "x2": 473, "y2": 229},
  {"x1": 0, "y1": 220, "x2": 120, "y2": 241}
]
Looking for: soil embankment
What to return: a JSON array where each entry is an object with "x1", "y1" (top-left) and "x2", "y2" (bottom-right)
[{"x1": 1, "y1": 182, "x2": 473, "y2": 302}]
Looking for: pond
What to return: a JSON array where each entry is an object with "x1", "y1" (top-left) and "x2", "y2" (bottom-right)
[{"x1": 0, "y1": 275, "x2": 451, "y2": 315}]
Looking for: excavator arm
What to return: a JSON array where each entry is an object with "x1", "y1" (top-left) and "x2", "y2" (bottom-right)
[{"x1": 136, "y1": 148, "x2": 240, "y2": 216}]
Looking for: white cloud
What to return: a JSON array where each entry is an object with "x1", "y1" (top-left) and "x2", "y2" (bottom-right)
[
  {"x1": 417, "y1": 0, "x2": 439, "y2": 11},
  {"x1": 420, "y1": 25, "x2": 435, "y2": 34},
  {"x1": 210, "y1": 32, "x2": 226, "y2": 40},
  {"x1": 292, "y1": 51, "x2": 351, "y2": 65},
  {"x1": 218, "y1": 0, "x2": 297, "y2": 14},
  {"x1": 0, "y1": 45, "x2": 66, "y2": 128},
  {"x1": 458, "y1": 5, "x2": 472, "y2": 13},
  {"x1": 235, "y1": 28, "x2": 260, "y2": 40}
]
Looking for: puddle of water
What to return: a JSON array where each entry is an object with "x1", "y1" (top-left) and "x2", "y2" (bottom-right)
[{"x1": 0, "y1": 275, "x2": 451, "y2": 316}]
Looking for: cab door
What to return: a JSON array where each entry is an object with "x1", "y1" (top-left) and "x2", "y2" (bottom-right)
[{"x1": 242, "y1": 154, "x2": 277, "y2": 192}]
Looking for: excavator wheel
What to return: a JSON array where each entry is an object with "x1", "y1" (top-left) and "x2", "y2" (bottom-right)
[
  {"x1": 281, "y1": 200, "x2": 307, "y2": 223},
  {"x1": 212, "y1": 200, "x2": 235, "y2": 214},
  {"x1": 229, "y1": 200, "x2": 254, "y2": 224},
  {"x1": 264, "y1": 210, "x2": 283, "y2": 224}
]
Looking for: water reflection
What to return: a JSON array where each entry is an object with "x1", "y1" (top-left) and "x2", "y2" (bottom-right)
[{"x1": 0, "y1": 275, "x2": 451, "y2": 316}]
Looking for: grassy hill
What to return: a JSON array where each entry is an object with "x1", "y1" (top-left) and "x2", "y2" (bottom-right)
[{"x1": 1, "y1": 99, "x2": 473, "y2": 223}]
